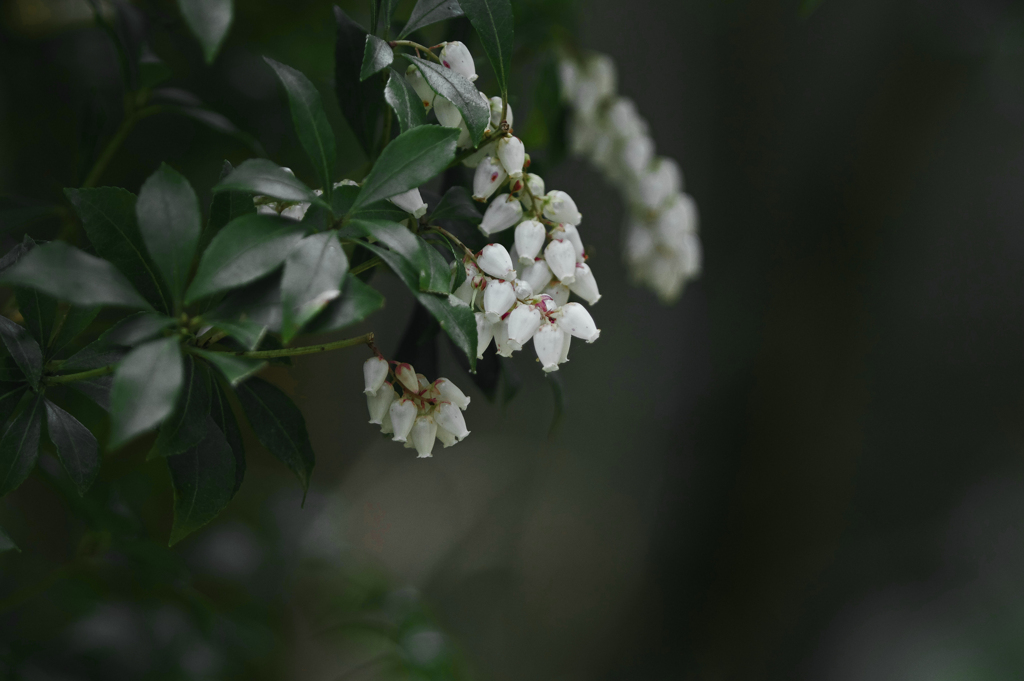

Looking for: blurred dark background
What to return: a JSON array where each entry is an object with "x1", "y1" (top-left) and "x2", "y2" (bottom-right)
[{"x1": 4, "y1": 0, "x2": 1024, "y2": 679}]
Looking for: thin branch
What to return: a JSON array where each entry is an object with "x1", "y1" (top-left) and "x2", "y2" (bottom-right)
[
  {"x1": 42, "y1": 364, "x2": 115, "y2": 386},
  {"x1": 222, "y1": 332, "x2": 375, "y2": 359},
  {"x1": 389, "y1": 40, "x2": 442, "y2": 63}
]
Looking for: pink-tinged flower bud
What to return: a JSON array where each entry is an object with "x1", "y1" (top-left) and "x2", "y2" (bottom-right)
[
  {"x1": 543, "y1": 190, "x2": 582, "y2": 225},
  {"x1": 366, "y1": 382, "x2": 395, "y2": 424},
  {"x1": 394, "y1": 363, "x2": 419, "y2": 393},
  {"x1": 496, "y1": 137, "x2": 525, "y2": 179},
  {"x1": 637, "y1": 158, "x2": 682, "y2": 210},
  {"x1": 436, "y1": 425, "x2": 458, "y2": 448},
  {"x1": 544, "y1": 239, "x2": 577, "y2": 285},
  {"x1": 623, "y1": 134, "x2": 655, "y2": 174},
  {"x1": 506, "y1": 305, "x2": 542, "y2": 351},
  {"x1": 435, "y1": 401, "x2": 470, "y2": 440},
  {"x1": 520, "y1": 173, "x2": 545, "y2": 212},
  {"x1": 416, "y1": 373, "x2": 431, "y2": 392},
  {"x1": 559, "y1": 330, "x2": 571, "y2": 364},
  {"x1": 533, "y1": 322, "x2": 565, "y2": 372},
  {"x1": 434, "y1": 96, "x2": 464, "y2": 129},
  {"x1": 568, "y1": 263, "x2": 601, "y2": 305},
  {"x1": 363, "y1": 356, "x2": 389, "y2": 395},
  {"x1": 489, "y1": 96, "x2": 512, "y2": 128},
  {"x1": 553, "y1": 223, "x2": 585, "y2": 262},
  {"x1": 440, "y1": 41, "x2": 476, "y2": 82},
  {"x1": 405, "y1": 65, "x2": 435, "y2": 111},
  {"x1": 474, "y1": 312, "x2": 493, "y2": 359},
  {"x1": 513, "y1": 278, "x2": 534, "y2": 300},
  {"x1": 483, "y1": 280, "x2": 515, "y2": 323},
  {"x1": 411, "y1": 415, "x2": 438, "y2": 457},
  {"x1": 543, "y1": 282, "x2": 570, "y2": 306},
  {"x1": 479, "y1": 194, "x2": 523, "y2": 235},
  {"x1": 535, "y1": 294, "x2": 558, "y2": 315},
  {"x1": 389, "y1": 398, "x2": 417, "y2": 442},
  {"x1": 472, "y1": 157, "x2": 507, "y2": 202},
  {"x1": 555, "y1": 302, "x2": 600, "y2": 343},
  {"x1": 514, "y1": 220, "x2": 546, "y2": 264},
  {"x1": 434, "y1": 377, "x2": 471, "y2": 410},
  {"x1": 522, "y1": 259, "x2": 553, "y2": 293},
  {"x1": 477, "y1": 243, "x2": 516, "y2": 280},
  {"x1": 388, "y1": 188, "x2": 428, "y2": 218}
]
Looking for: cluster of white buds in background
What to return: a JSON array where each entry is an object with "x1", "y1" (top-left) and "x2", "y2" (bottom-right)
[
  {"x1": 363, "y1": 356, "x2": 471, "y2": 458},
  {"x1": 558, "y1": 52, "x2": 702, "y2": 303}
]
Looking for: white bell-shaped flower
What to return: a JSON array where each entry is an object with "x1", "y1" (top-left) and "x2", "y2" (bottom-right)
[
  {"x1": 496, "y1": 137, "x2": 525, "y2": 179},
  {"x1": 568, "y1": 263, "x2": 601, "y2": 305},
  {"x1": 513, "y1": 278, "x2": 534, "y2": 300},
  {"x1": 553, "y1": 223, "x2": 585, "y2": 262},
  {"x1": 520, "y1": 173, "x2": 545, "y2": 213},
  {"x1": 440, "y1": 41, "x2": 476, "y2": 82},
  {"x1": 479, "y1": 194, "x2": 523, "y2": 235},
  {"x1": 472, "y1": 156, "x2": 507, "y2": 202},
  {"x1": 542, "y1": 190, "x2": 582, "y2": 225},
  {"x1": 556, "y1": 302, "x2": 600, "y2": 343},
  {"x1": 410, "y1": 415, "x2": 438, "y2": 457},
  {"x1": 559, "y1": 330, "x2": 571, "y2": 364},
  {"x1": 489, "y1": 96, "x2": 512, "y2": 128},
  {"x1": 436, "y1": 425, "x2": 458, "y2": 448},
  {"x1": 474, "y1": 311, "x2": 493, "y2": 358},
  {"x1": 434, "y1": 377, "x2": 470, "y2": 410},
  {"x1": 394, "y1": 363, "x2": 419, "y2": 393},
  {"x1": 637, "y1": 158, "x2": 682, "y2": 210},
  {"x1": 543, "y1": 282, "x2": 570, "y2": 306},
  {"x1": 483, "y1": 279, "x2": 515, "y2": 323},
  {"x1": 434, "y1": 401, "x2": 470, "y2": 440},
  {"x1": 452, "y1": 269, "x2": 476, "y2": 306},
  {"x1": 434, "y1": 96, "x2": 464, "y2": 129},
  {"x1": 363, "y1": 356, "x2": 389, "y2": 395},
  {"x1": 406, "y1": 65, "x2": 436, "y2": 111},
  {"x1": 533, "y1": 322, "x2": 565, "y2": 372},
  {"x1": 380, "y1": 409, "x2": 393, "y2": 434},
  {"x1": 388, "y1": 188, "x2": 428, "y2": 218},
  {"x1": 514, "y1": 220, "x2": 546, "y2": 265},
  {"x1": 506, "y1": 304, "x2": 542, "y2": 352},
  {"x1": 477, "y1": 243, "x2": 516, "y2": 280},
  {"x1": 522, "y1": 258, "x2": 553, "y2": 293},
  {"x1": 544, "y1": 239, "x2": 577, "y2": 285},
  {"x1": 366, "y1": 383, "x2": 395, "y2": 424},
  {"x1": 492, "y1": 318, "x2": 513, "y2": 357},
  {"x1": 389, "y1": 398, "x2": 417, "y2": 442}
]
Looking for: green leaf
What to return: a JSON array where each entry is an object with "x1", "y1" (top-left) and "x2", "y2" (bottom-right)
[
  {"x1": 399, "y1": 0, "x2": 463, "y2": 38},
  {"x1": 334, "y1": 6, "x2": 385, "y2": 157},
  {"x1": 331, "y1": 183, "x2": 410, "y2": 221},
  {"x1": 458, "y1": 0, "x2": 514, "y2": 96},
  {"x1": 378, "y1": 0, "x2": 398, "y2": 36},
  {"x1": 0, "y1": 522, "x2": 18, "y2": 552},
  {"x1": 136, "y1": 163, "x2": 202, "y2": 304},
  {"x1": 430, "y1": 186, "x2": 483, "y2": 224},
  {"x1": 209, "y1": 381, "x2": 245, "y2": 495},
  {"x1": 205, "y1": 160, "x2": 256, "y2": 249},
  {"x1": 403, "y1": 56, "x2": 490, "y2": 143},
  {"x1": 192, "y1": 349, "x2": 265, "y2": 386},
  {"x1": 0, "y1": 392, "x2": 45, "y2": 497},
  {"x1": 420, "y1": 241, "x2": 452, "y2": 294},
  {"x1": 0, "y1": 242, "x2": 151, "y2": 310},
  {"x1": 177, "y1": 0, "x2": 233, "y2": 63},
  {"x1": 50, "y1": 306, "x2": 100, "y2": 357},
  {"x1": 305, "y1": 275, "x2": 385, "y2": 334},
  {"x1": 167, "y1": 417, "x2": 236, "y2": 545},
  {"x1": 281, "y1": 232, "x2": 348, "y2": 342},
  {"x1": 138, "y1": 45, "x2": 172, "y2": 89},
  {"x1": 361, "y1": 35, "x2": 394, "y2": 82},
  {"x1": 148, "y1": 355, "x2": 211, "y2": 459},
  {"x1": 235, "y1": 377, "x2": 315, "y2": 493},
  {"x1": 351, "y1": 125, "x2": 459, "y2": 212},
  {"x1": 203, "y1": 273, "x2": 281, "y2": 348},
  {"x1": 264, "y1": 57, "x2": 337, "y2": 203},
  {"x1": 109, "y1": 337, "x2": 183, "y2": 450},
  {"x1": 44, "y1": 399, "x2": 99, "y2": 496},
  {"x1": 185, "y1": 214, "x2": 306, "y2": 304},
  {"x1": 341, "y1": 218, "x2": 429, "y2": 281},
  {"x1": 102, "y1": 312, "x2": 175, "y2": 347},
  {"x1": 0, "y1": 384, "x2": 26, "y2": 426},
  {"x1": 3, "y1": 236, "x2": 58, "y2": 351},
  {"x1": 213, "y1": 159, "x2": 330, "y2": 210},
  {"x1": 384, "y1": 68, "x2": 427, "y2": 134},
  {"x1": 70, "y1": 376, "x2": 113, "y2": 412},
  {"x1": 65, "y1": 187, "x2": 171, "y2": 313},
  {"x1": 204, "y1": 318, "x2": 266, "y2": 351},
  {"x1": 0, "y1": 316, "x2": 42, "y2": 390}
]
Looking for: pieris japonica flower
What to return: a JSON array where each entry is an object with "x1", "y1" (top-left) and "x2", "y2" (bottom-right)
[
  {"x1": 506, "y1": 304, "x2": 541, "y2": 351},
  {"x1": 512, "y1": 278, "x2": 534, "y2": 301},
  {"x1": 497, "y1": 136, "x2": 525, "y2": 179},
  {"x1": 366, "y1": 382, "x2": 394, "y2": 424},
  {"x1": 479, "y1": 194, "x2": 523, "y2": 235},
  {"x1": 388, "y1": 188, "x2": 428, "y2": 218},
  {"x1": 483, "y1": 279, "x2": 515, "y2": 322},
  {"x1": 489, "y1": 96, "x2": 512, "y2": 128},
  {"x1": 555, "y1": 302, "x2": 600, "y2": 343},
  {"x1": 475, "y1": 313, "x2": 493, "y2": 359},
  {"x1": 394, "y1": 363, "x2": 419, "y2": 393},
  {"x1": 473, "y1": 157, "x2": 507, "y2": 202},
  {"x1": 406, "y1": 65, "x2": 435, "y2": 110},
  {"x1": 477, "y1": 243, "x2": 516, "y2": 280},
  {"x1": 519, "y1": 173, "x2": 545, "y2": 212},
  {"x1": 543, "y1": 190, "x2": 582, "y2": 225},
  {"x1": 363, "y1": 357, "x2": 389, "y2": 395},
  {"x1": 515, "y1": 220, "x2": 546, "y2": 264},
  {"x1": 521, "y1": 258, "x2": 553, "y2": 294},
  {"x1": 440, "y1": 41, "x2": 476, "y2": 82},
  {"x1": 569, "y1": 263, "x2": 601, "y2": 305},
  {"x1": 434, "y1": 402, "x2": 469, "y2": 440},
  {"x1": 552, "y1": 223, "x2": 585, "y2": 262},
  {"x1": 434, "y1": 96, "x2": 463, "y2": 130},
  {"x1": 410, "y1": 416, "x2": 438, "y2": 457},
  {"x1": 544, "y1": 239, "x2": 577, "y2": 285},
  {"x1": 389, "y1": 398, "x2": 417, "y2": 442},
  {"x1": 543, "y1": 282, "x2": 570, "y2": 306},
  {"x1": 533, "y1": 322, "x2": 565, "y2": 372},
  {"x1": 636, "y1": 158, "x2": 682, "y2": 211}
]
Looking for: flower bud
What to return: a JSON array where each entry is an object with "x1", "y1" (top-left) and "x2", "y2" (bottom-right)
[
  {"x1": 521, "y1": 173, "x2": 545, "y2": 212},
  {"x1": 556, "y1": 302, "x2": 600, "y2": 343},
  {"x1": 405, "y1": 65, "x2": 435, "y2": 111},
  {"x1": 553, "y1": 223, "x2": 585, "y2": 262},
  {"x1": 489, "y1": 96, "x2": 512, "y2": 129},
  {"x1": 452, "y1": 269, "x2": 476, "y2": 306},
  {"x1": 477, "y1": 243, "x2": 516, "y2": 280},
  {"x1": 513, "y1": 278, "x2": 534, "y2": 300},
  {"x1": 435, "y1": 377, "x2": 471, "y2": 410},
  {"x1": 416, "y1": 373, "x2": 431, "y2": 392},
  {"x1": 623, "y1": 134, "x2": 655, "y2": 175},
  {"x1": 483, "y1": 279, "x2": 515, "y2": 323},
  {"x1": 474, "y1": 312, "x2": 493, "y2": 359},
  {"x1": 568, "y1": 263, "x2": 601, "y2": 305},
  {"x1": 435, "y1": 401, "x2": 470, "y2": 440},
  {"x1": 559, "y1": 330, "x2": 571, "y2": 364},
  {"x1": 535, "y1": 294, "x2": 558, "y2": 315},
  {"x1": 533, "y1": 322, "x2": 565, "y2": 372},
  {"x1": 655, "y1": 193, "x2": 699, "y2": 250},
  {"x1": 388, "y1": 188, "x2": 428, "y2": 218},
  {"x1": 440, "y1": 41, "x2": 476, "y2": 82},
  {"x1": 479, "y1": 194, "x2": 523, "y2": 235},
  {"x1": 514, "y1": 220, "x2": 546, "y2": 265},
  {"x1": 363, "y1": 356, "x2": 389, "y2": 395},
  {"x1": 366, "y1": 382, "x2": 395, "y2": 424},
  {"x1": 436, "y1": 425, "x2": 458, "y2": 448},
  {"x1": 542, "y1": 190, "x2": 582, "y2": 226},
  {"x1": 522, "y1": 258, "x2": 553, "y2": 294},
  {"x1": 492, "y1": 318, "x2": 514, "y2": 357},
  {"x1": 543, "y1": 282, "x2": 570, "y2": 306},
  {"x1": 497, "y1": 137, "x2": 525, "y2": 179},
  {"x1": 544, "y1": 239, "x2": 577, "y2": 285},
  {"x1": 472, "y1": 157, "x2": 507, "y2": 202},
  {"x1": 389, "y1": 398, "x2": 418, "y2": 442},
  {"x1": 411, "y1": 415, "x2": 438, "y2": 457},
  {"x1": 637, "y1": 158, "x2": 681, "y2": 210},
  {"x1": 434, "y1": 96, "x2": 464, "y2": 129},
  {"x1": 506, "y1": 304, "x2": 542, "y2": 351},
  {"x1": 394, "y1": 363, "x2": 419, "y2": 393}
]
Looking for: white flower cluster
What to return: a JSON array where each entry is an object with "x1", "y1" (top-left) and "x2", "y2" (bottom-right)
[
  {"x1": 559, "y1": 53, "x2": 703, "y2": 303},
  {"x1": 363, "y1": 356, "x2": 471, "y2": 458}
]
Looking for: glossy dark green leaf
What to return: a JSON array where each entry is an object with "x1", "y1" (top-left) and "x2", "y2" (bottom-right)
[
  {"x1": 102, "y1": 312, "x2": 175, "y2": 347},
  {"x1": 65, "y1": 187, "x2": 171, "y2": 313},
  {"x1": 265, "y1": 58, "x2": 337, "y2": 203},
  {"x1": 203, "y1": 272, "x2": 281, "y2": 348},
  {"x1": 352, "y1": 125, "x2": 459, "y2": 212},
  {"x1": 0, "y1": 522, "x2": 17, "y2": 552},
  {"x1": 0, "y1": 242, "x2": 151, "y2": 311},
  {"x1": 332, "y1": 183, "x2": 411, "y2": 221},
  {"x1": 136, "y1": 163, "x2": 202, "y2": 304},
  {"x1": 305, "y1": 275, "x2": 385, "y2": 334},
  {"x1": 44, "y1": 399, "x2": 99, "y2": 496},
  {"x1": 3, "y1": 236, "x2": 58, "y2": 351},
  {"x1": 0, "y1": 316, "x2": 41, "y2": 390},
  {"x1": 384, "y1": 68, "x2": 427, "y2": 134},
  {"x1": 361, "y1": 36, "x2": 394, "y2": 82},
  {"x1": 148, "y1": 355, "x2": 211, "y2": 459},
  {"x1": 213, "y1": 159, "x2": 329, "y2": 210},
  {"x1": 399, "y1": 0, "x2": 463, "y2": 38},
  {"x1": 185, "y1": 214, "x2": 306, "y2": 304},
  {"x1": 204, "y1": 319, "x2": 266, "y2": 351},
  {"x1": 458, "y1": 0, "x2": 514, "y2": 96},
  {"x1": 378, "y1": 0, "x2": 397, "y2": 36},
  {"x1": 177, "y1": 0, "x2": 233, "y2": 63},
  {"x1": 192, "y1": 349, "x2": 265, "y2": 386},
  {"x1": 61, "y1": 336, "x2": 125, "y2": 372},
  {"x1": 341, "y1": 218, "x2": 429, "y2": 281},
  {"x1": 209, "y1": 381, "x2": 245, "y2": 495},
  {"x1": 70, "y1": 376, "x2": 113, "y2": 413},
  {"x1": 403, "y1": 56, "x2": 490, "y2": 144},
  {"x1": 109, "y1": 337, "x2": 183, "y2": 450},
  {"x1": 420, "y1": 242, "x2": 452, "y2": 294},
  {"x1": 334, "y1": 6, "x2": 385, "y2": 157},
  {"x1": 0, "y1": 392, "x2": 45, "y2": 497},
  {"x1": 235, "y1": 377, "x2": 315, "y2": 493},
  {"x1": 430, "y1": 186, "x2": 482, "y2": 224},
  {"x1": 331, "y1": 183, "x2": 360, "y2": 215},
  {"x1": 281, "y1": 232, "x2": 348, "y2": 342},
  {"x1": 0, "y1": 384, "x2": 26, "y2": 426},
  {"x1": 205, "y1": 160, "x2": 256, "y2": 248},
  {"x1": 50, "y1": 306, "x2": 100, "y2": 357},
  {"x1": 167, "y1": 417, "x2": 236, "y2": 545}
]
